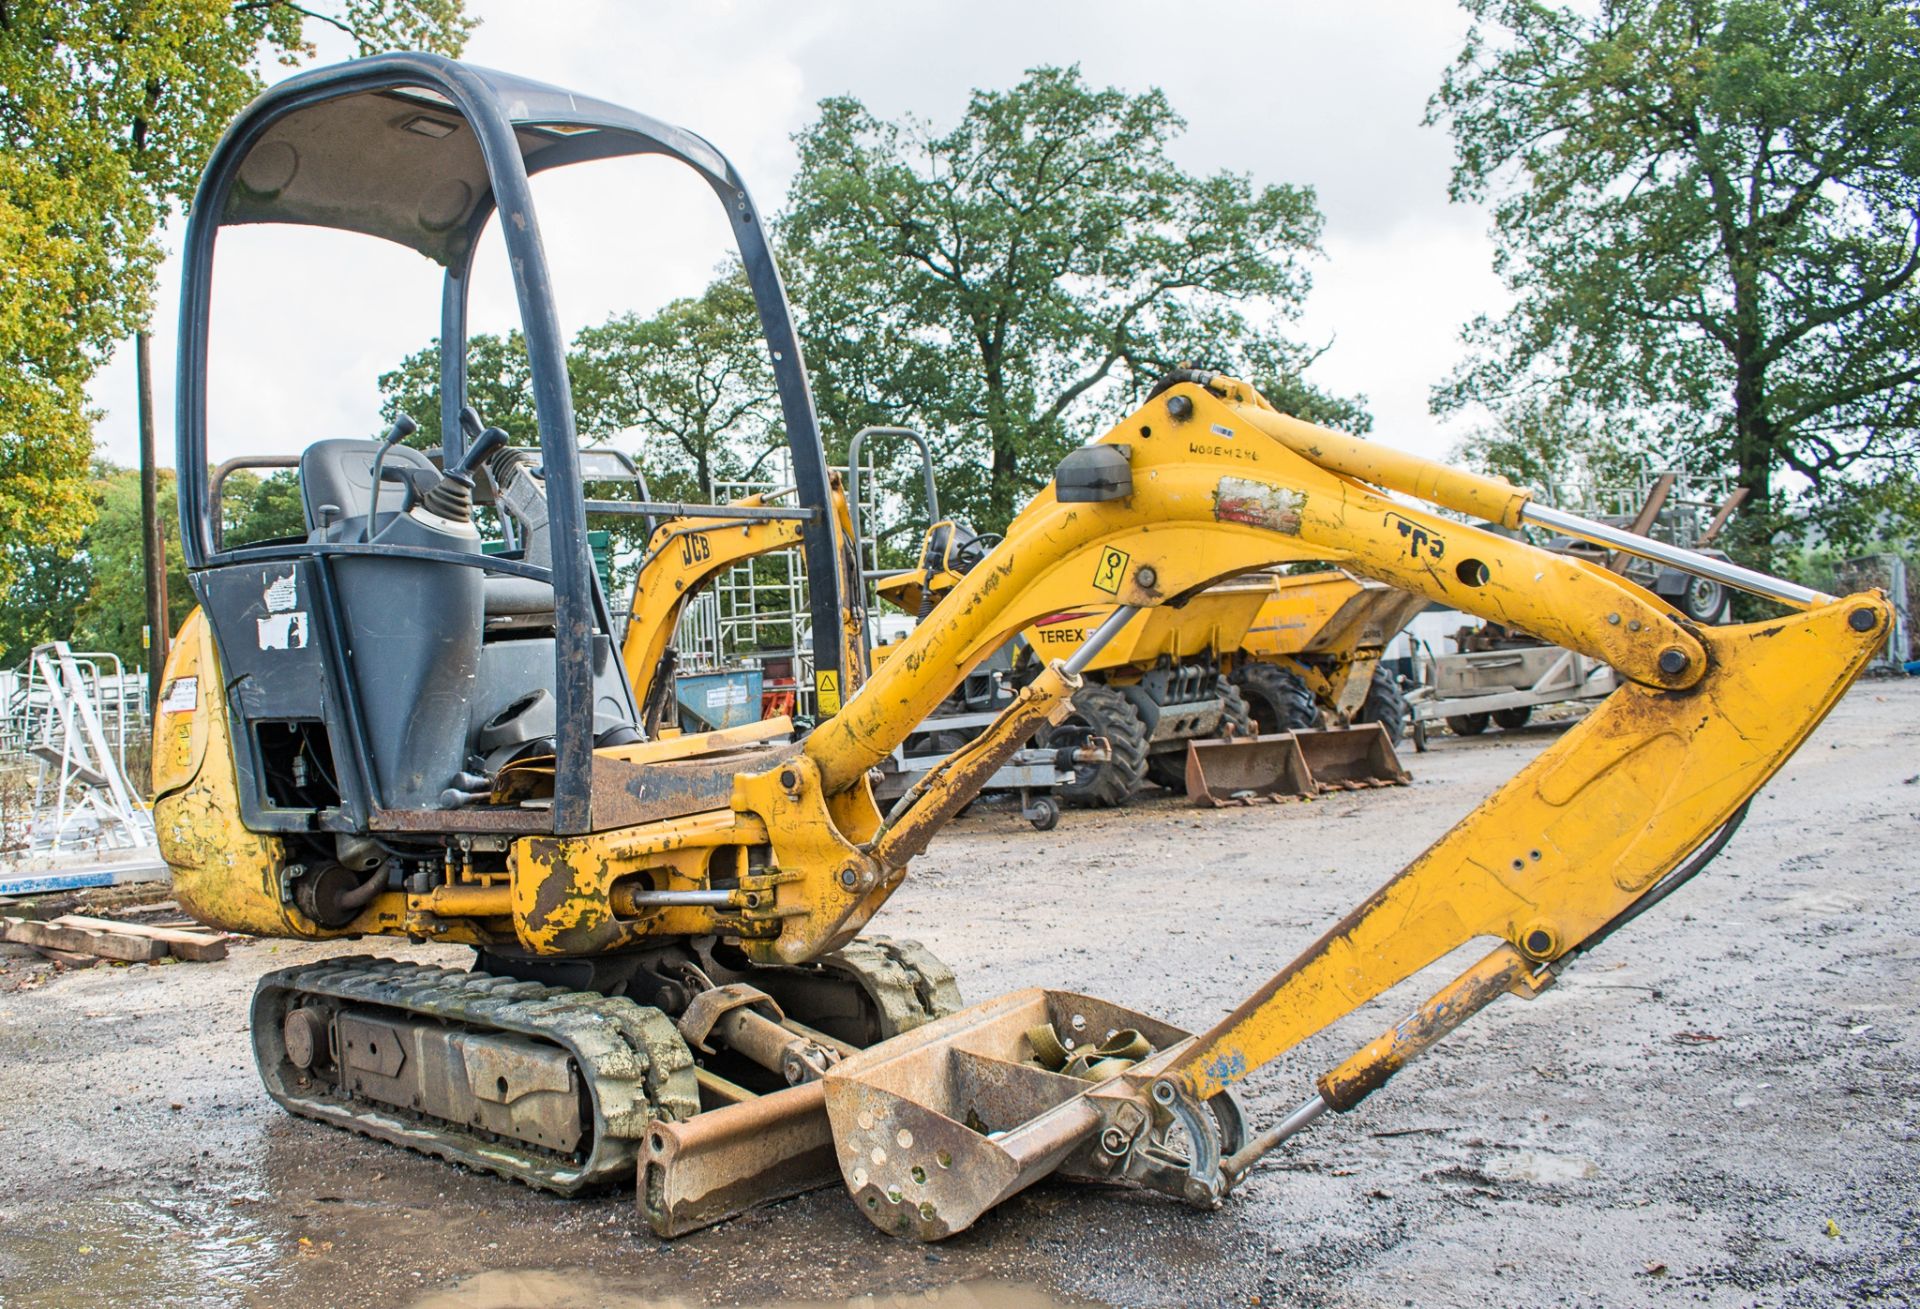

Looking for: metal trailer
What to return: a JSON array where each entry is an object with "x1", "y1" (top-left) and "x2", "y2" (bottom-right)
[
  {"x1": 1407, "y1": 642, "x2": 1620, "y2": 744},
  {"x1": 871, "y1": 706, "x2": 1110, "y2": 832}
]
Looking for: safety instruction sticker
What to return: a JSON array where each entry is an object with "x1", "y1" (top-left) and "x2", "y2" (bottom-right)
[
  {"x1": 258, "y1": 567, "x2": 310, "y2": 650},
  {"x1": 1092, "y1": 546, "x2": 1130, "y2": 595},
  {"x1": 815, "y1": 669, "x2": 842, "y2": 715},
  {"x1": 1213, "y1": 477, "x2": 1304, "y2": 535},
  {"x1": 160, "y1": 676, "x2": 198, "y2": 714}
]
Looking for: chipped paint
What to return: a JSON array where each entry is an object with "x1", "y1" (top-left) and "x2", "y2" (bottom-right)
[{"x1": 1214, "y1": 477, "x2": 1305, "y2": 534}]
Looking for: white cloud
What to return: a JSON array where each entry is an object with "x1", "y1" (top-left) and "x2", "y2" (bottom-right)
[{"x1": 86, "y1": 0, "x2": 1505, "y2": 472}]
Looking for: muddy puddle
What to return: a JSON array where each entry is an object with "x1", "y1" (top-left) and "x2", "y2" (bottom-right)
[{"x1": 408, "y1": 1270, "x2": 1083, "y2": 1309}]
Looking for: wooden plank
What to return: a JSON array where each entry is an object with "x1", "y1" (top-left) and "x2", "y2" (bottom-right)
[
  {"x1": 51, "y1": 915, "x2": 232, "y2": 962},
  {"x1": 1, "y1": 916, "x2": 167, "y2": 963},
  {"x1": 29, "y1": 944, "x2": 101, "y2": 968}
]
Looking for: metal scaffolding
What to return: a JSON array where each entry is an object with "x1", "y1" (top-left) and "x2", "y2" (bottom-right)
[{"x1": 2, "y1": 643, "x2": 157, "y2": 859}]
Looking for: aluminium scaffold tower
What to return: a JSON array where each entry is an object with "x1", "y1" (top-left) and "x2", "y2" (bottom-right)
[{"x1": 9, "y1": 642, "x2": 157, "y2": 856}]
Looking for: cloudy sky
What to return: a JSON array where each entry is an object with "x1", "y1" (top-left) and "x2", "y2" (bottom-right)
[{"x1": 86, "y1": 0, "x2": 1507, "y2": 473}]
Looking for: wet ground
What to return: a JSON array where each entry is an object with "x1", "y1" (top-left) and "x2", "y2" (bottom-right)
[{"x1": 1, "y1": 678, "x2": 1916, "y2": 1308}]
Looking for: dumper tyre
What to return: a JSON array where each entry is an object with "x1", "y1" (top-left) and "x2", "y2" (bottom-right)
[
  {"x1": 1040, "y1": 682, "x2": 1148, "y2": 808},
  {"x1": 1146, "y1": 678, "x2": 1252, "y2": 790},
  {"x1": 1231, "y1": 661, "x2": 1318, "y2": 735},
  {"x1": 1493, "y1": 706, "x2": 1533, "y2": 730},
  {"x1": 1446, "y1": 712, "x2": 1492, "y2": 736},
  {"x1": 1357, "y1": 669, "x2": 1410, "y2": 744}
]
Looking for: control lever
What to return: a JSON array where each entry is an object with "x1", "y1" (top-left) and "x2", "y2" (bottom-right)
[
  {"x1": 452, "y1": 424, "x2": 509, "y2": 478},
  {"x1": 412, "y1": 425, "x2": 507, "y2": 525},
  {"x1": 363, "y1": 413, "x2": 418, "y2": 537}
]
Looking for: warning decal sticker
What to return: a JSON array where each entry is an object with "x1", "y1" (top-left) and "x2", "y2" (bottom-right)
[{"x1": 815, "y1": 669, "x2": 842, "y2": 715}]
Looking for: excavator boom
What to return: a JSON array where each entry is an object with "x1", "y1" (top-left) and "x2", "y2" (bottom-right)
[{"x1": 805, "y1": 375, "x2": 1889, "y2": 1238}]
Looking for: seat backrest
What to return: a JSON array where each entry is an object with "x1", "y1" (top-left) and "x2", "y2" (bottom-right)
[{"x1": 299, "y1": 439, "x2": 439, "y2": 535}]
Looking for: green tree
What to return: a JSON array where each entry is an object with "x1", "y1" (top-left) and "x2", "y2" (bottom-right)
[
  {"x1": 221, "y1": 468, "x2": 307, "y2": 548},
  {"x1": 0, "y1": 0, "x2": 472, "y2": 598},
  {"x1": 0, "y1": 538, "x2": 91, "y2": 664},
  {"x1": 377, "y1": 329, "x2": 540, "y2": 450},
  {"x1": 72, "y1": 464, "x2": 192, "y2": 666},
  {"x1": 780, "y1": 66, "x2": 1350, "y2": 531},
  {"x1": 571, "y1": 270, "x2": 781, "y2": 501},
  {"x1": 1431, "y1": 0, "x2": 1920, "y2": 543},
  {"x1": 1453, "y1": 396, "x2": 1650, "y2": 512}
]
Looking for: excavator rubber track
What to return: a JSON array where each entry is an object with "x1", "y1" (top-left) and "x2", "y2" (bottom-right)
[
  {"x1": 251, "y1": 957, "x2": 699, "y2": 1194},
  {"x1": 820, "y1": 937, "x2": 964, "y2": 1036}
]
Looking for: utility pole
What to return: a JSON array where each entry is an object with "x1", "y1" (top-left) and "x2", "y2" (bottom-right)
[{"x1": 137, "y1": 330, "x2": 168, "y2": 709}]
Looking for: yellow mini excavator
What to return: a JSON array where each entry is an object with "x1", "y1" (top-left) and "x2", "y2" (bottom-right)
[
  {"x1": 156, "y1": 56, "x2": 1890, "y2": 1245},
  {"x1": 620, "y1": 478, "x2": 867, "y2": 737}
]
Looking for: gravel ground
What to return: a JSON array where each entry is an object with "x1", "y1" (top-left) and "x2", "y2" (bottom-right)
[{"x1": 0, "y1": 678, "x2": 1915, "y2": 1309}]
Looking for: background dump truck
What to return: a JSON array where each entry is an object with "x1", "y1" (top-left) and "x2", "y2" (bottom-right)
[{"x1": 880, "y1": 561, "x2": 1423, "y2": 805}]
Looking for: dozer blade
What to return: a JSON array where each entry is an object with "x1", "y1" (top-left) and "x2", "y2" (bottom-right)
[
  {"x1": 641, "y1": 1081, "x2": 841, "y2": 1237},
  {"x1": 1290, "y1": 724, "x2": 1411, "y2": 790},
  {"x1": 1183, "y1": 732, "x2": 1316, "y2": 805},
  {"x1": 821, "y1": 989, "x2": 1232, "y2": 1240}
]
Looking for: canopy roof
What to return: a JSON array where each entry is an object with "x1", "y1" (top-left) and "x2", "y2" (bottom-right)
[{"x1": 217, "y1": 59, "x2": 738, "y2": 266}]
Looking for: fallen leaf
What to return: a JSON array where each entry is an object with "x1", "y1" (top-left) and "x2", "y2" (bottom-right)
[
  {"x1": 1826, "y1": 1218, "x2": 1841, "y2": 1238},
  {"x1": 1644, "y1": 1262, "x2": 1668, "y2": 1277},
  {"x1": 1672, "y1": 1031, "x2": 1724, "y2": 1043}
]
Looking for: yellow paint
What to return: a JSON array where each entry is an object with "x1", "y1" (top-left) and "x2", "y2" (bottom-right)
[
  {"x1": 620, "y1": 494, "x2": 806, "y2": 710},
  {"x1": 815, "y1": 669, "x2": 841, "y2": 715},
  {"x1": 510, "y1": 807, "x2": 772, "y2": 955},
  {"x1": 150, "y1": 609, "x2": 213, "y2": 799},
  {"x1": 729, "y1": 754, "x2": 878, "y2": 965},
  {"x1": 1173, "y1": 591, "x2": 1892, "y2": 1101}
]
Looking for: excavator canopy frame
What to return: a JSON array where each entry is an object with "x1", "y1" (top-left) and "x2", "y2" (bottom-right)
[{"x1": 173, "y1": 53, "x2": 844, "y2": 835}]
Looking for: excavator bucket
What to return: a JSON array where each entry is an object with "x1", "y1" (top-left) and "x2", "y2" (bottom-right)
[
  {"x1": 1183, "y1": 733, "x2": 1316, "y2": 804},
  {"x1": 1183, "y1": 725, "x2": 1409, "y2": 803},
  {"x1": 1290, "y1": 724, "x2": 1411, "y2": 790}
]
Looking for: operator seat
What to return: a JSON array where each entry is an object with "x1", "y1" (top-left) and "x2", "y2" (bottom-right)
[
  {"x1": 298, "y1": 438, "x2": 439, "y2": 540},
  {"x1": 298, "y1": 438, "x2": 556, "y2": 630}
]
